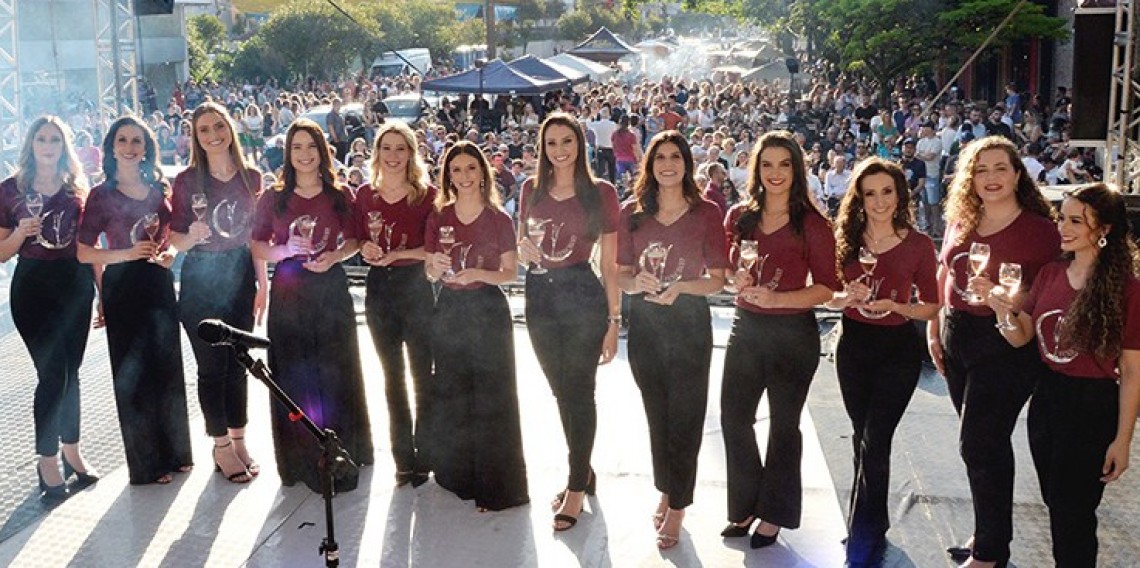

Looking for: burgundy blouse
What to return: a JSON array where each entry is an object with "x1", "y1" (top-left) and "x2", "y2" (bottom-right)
[
  {"x1": 424, "y1": 204, "x2": 516, "y2": 291},
  {"x1": 617, "y1": 198, "x2": 730, "y2": 285},
  {"x1": 518, "y1": 179, "x2": 620, "y2": 268},
  {"x1": 840, "y1": 230, "x2": 939, "y2": 326},
  {"x1": 77, "y1": 181, "x2": 172, "y2": 252},
  {"x1": 250, "y1": 188, "x2": 355, "y2": 257},
  {"x1": 170, "y1": 168, "x2": 261, "y2": 252},
  {"x1": 0, "y1": 177, "x2": 83, "y2": 261},
  {"x1": 350, "y1": 184, "x2": 437, "y2": 267}
]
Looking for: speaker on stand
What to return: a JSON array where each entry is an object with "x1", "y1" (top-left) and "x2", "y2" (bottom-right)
[{"x1": 134, "y1": 0, "x2": 174, "y2": 16}]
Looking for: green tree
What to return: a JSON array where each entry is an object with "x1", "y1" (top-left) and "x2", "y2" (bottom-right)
[
  {"x1": 189, "y1": 14, "x2": 227, "y2": 53},
  {"x1": 254, "y1": 1, "x2": 366, "y2": 80},
  {"x1": 939, "y1": 0, "x2": 1069, "y2": 57}
]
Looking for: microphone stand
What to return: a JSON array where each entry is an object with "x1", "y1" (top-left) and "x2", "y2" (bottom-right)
[{"x1": 229, "y1": 344, "x2": 356, "y2": 568}]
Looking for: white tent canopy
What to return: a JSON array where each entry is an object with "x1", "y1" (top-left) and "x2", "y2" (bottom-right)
[{"x1": 545, "y1": 53, "x2": 615, "y2": 83}]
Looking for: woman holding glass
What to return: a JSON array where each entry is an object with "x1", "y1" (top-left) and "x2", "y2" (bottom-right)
[
  {"x1": 0, "y1": 116, "x2": 97, "y2": 499},
  {"x1": 931, "y1": 136, "x2": 1059, "y2": 568},
  {"x1": 424, "y1": 141, "x2": 528, "y2": 512},
  {"x1": 352, "y1": 121, "x2": 436, "y2": 488},
  {"x1": 987, "y1": 183, "x2": 1139, "y2": 567},
  {"x1": 617, "y1": 131, "x2": 729, "y2": 549},
  {"x1": 168, "y1": 102, "x2": 265, "y2": 484},
  {"x1": 718, "y1": 131, "x2": 840, "y2": 548},
  {"x1": 827, "y1": 158, "x2": 939, "y2": 566},
  {"x1": 76, "y1": 116, "x2": 193, "y2": 485},
  {"x1": 517, "y1": 113, "x2": 621, "y2": 531},
  {"x1": 250, "y1": 119, "x2": 373, "y2": 493}
]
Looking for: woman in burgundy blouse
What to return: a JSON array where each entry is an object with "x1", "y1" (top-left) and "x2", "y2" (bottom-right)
[
  {"x1": 932, "y1": 136, "x2": 1059, "y2": 568},
  {"x1": 826, "y1": 158, "x2": 939, "y2": 566},
  {"x1": 76, "y1": 116, "x2": 193, "y2": 485},
  {"x1": 168, "y1": 102, "x2": 264, "y2": 484},
  {"x1": 616, "y1": 131, "x2": 729, "y2": 549},
  {"x1": 517, "y1": 113, "x2": 621, "y2": 531},
  {"x1": 988, "y1": 184, "x2": 1139, "y2": 567},
  {"x1": 0, "y1": 116, "x2": 97, "y2": 500},
  {"x1": 719, "y1": 131, "x2": 839, "y2": 548},
  {"x1": 250, "y1": 119, "x2": 374, "y2": 493},
  {"x1": 424, "y1": 141, "x2": 528, "y2": 512},
  {"x1": 353, "y1": 121, "x2": 436, "y2": 488}
]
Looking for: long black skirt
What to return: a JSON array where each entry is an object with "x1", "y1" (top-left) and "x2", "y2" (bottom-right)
[
  {"x1": 11, "y1": 257, "x2": 94, "y2": 456},
  {"x1": 430, "y1": 285, "x2": 529, "y2": 511},
  {"x1": 102, "y1": 260, "x2": 193, "y2": 484},
  {"x1": 266, "y1": 260, "x2": 374, "y2": 493}
]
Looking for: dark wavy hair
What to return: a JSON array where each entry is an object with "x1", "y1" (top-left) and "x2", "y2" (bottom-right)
[
  {"x1": 436, "y1": 141, "x2": 501, "y2": 210},
  {"x1": 629, "y1": 130, "x2": 702, "y2": 231},
  {"x1": 732, "y1": 130, "x2": 823, "y2": 243},
  {"x1": 1057, "y1": 184, "x2": 1140, "y2": 361},
  {"x1": 945, "y1": 135, "x2": 1055, "y2": 244},
  {"x1": 102, "y1": 115, "x2": 166, "y2": 195},
  {"x1": 834, "y1": 158, "x2": 914, "y2": 276},
  {"x1": 273, "y1": 118, "x2": 348, "y2": 214},
  {"x1": 530, "y1": 113, "x2": 603, "y2": 240}
]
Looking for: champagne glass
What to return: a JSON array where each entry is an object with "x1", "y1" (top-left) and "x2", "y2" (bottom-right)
[
  {"x1": 25, "y1": 193, "x2": 43, "y2": 218},
  {"x1": 143, "y1": 212, "x2": 161, "y2": 242},
  {"x1": 996, "y1": 262, "x2": 1023, "y2": 330},
  {"x1": 290, "y1": 215, "x2": 317, "y2": 260},
  {"x1": 858, "y1": 246, "x2": 877, "y2": 281},
  {"x1": 527, "y1": 218, "x2": 550, "y2": 274},
  {"x1": 967, "y1": 242, "x2": 990, "y2": 305},
  {"x1": 739, "y1": 239, "x2": 759, "y2": 272},
  {"x1": 438, "y1": 225, "x2": 457, "y2": 278},
  {"x1": 191, "y1": 193, "x2": 210, "y2": 243},
  {"x1": 366, "y1": 211, "x2": 384, "y2": 244},
  {"x1": 640, "y1": 241, "x2": 671, "y2": 293}
]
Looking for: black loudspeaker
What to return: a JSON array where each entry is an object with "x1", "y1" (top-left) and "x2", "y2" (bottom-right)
[
  {"x1": 785, "y1": 57, "x2": 800, "y2": 75},
  {"x1": 1070, "y1": 12, "x2": 1113, "y2": 140},
  {"x1": 135, "y1": 0, "x2": 174, "y2": 15}
]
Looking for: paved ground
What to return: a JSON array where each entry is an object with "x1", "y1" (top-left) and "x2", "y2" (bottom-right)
[{"x1": 0, "y1": 261, "x2": 1136, "y2": 567}]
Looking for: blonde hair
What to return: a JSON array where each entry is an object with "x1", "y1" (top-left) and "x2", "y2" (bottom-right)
[
  {"x1": 369, "y1": 122, "x2": 430, "y2": 206},
  {"x1": 16, "y1": 116, "x2": 87, "y2": 199}
]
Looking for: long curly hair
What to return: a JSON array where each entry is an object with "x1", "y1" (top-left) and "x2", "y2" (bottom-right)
[
  {"x1": 436, "y1": 141, "x2": 501, "y2": 210},
  {"x1": 1057, "y1": 184, "x2": 1140, "y2": 361},
  {"x1": 531, "y1": 113, "x2": 603, "y2": 240},
  {"x1": 628, "y1": 130, "x2": 702, "y2": 232},
  {"x1": 945, "y1": 136, "x2": 1054, "y2": 244},
  {"x1": 834, "y1": 157, "x2": 914, "y2": 277},
  {"x1": 273, "y1": 119, "x2": 348, "y2": 215},
  {"x1": 369, "y1": 121, "x2": 431, "y2": 206},
  {"x1": 15, "y1": 115, "x2": 87, "y2": 200},
  {"x1": 188, "y1": 102, "x2": 256, "y2": 199},
  {"x1": 102, "y1": 115, "x2": 167, "y2": 195},
  {"x1": 732, "y1": 130, "x2": 823, "y2": 243}
]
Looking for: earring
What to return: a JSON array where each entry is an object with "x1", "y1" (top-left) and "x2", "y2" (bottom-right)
[
  {"x1": 1098, "y1": 236, "x2": 1107, "y2": 248},
  {"x1": 856, "y1": 209, "x2": 864, "y2": 222}
]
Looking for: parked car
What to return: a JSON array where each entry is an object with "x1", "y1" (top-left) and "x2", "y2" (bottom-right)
[
  {"x1": 268, "y1": 103, "x2": 365, "y2": 148},
  {"x1": 382, "y1": 94, "x2": 430, "y2": 126}
]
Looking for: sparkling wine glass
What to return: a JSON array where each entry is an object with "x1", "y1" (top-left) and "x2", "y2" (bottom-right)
[
  {"x1": 288, "y1": 215, "x2": 317, "y2": 260},
  {"x1": 143, "y1": 213, "x2": 161, "y2": 242},
  {"x1": 967, "y1": 242, "x2": 991, "y2": 305},
  {"x1": 191, "y1": 193, "x2": 210, "y2": 243},
  {"x1": 367, "y1": 211, "x2": 384, "y2": 244},
  {"x1": 439, "y1": 225, "x2": 457, "y2": 278},
  {"x1": 640, "y1": 241, "x2": 672, "y2": 293},
  {"x1": 527, "y1": 218, "x2": 551, "y2": 274},
  {"x1": 996, "y1": 262, "x2": 1023, "y2": 330},
  {"x1": 25, "y1": 193, "x2": 43, "y2": 218},
  {"x1": 739, "y1": 239, "x2": 759, "y2": 272}
]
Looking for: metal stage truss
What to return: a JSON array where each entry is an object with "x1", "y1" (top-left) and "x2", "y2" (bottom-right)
[
  {"x1": 0, "y1": 0, "x2": 18, "y2": 173},
  {"x1": 94, "y1": 0, "x2": 139, "y2": 131},
  {"x1": 1108, "y1": 0, "x2": 1140, "y2": 191}
]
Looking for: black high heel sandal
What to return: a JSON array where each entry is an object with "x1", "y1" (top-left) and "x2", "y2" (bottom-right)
[
  {"x1": 61, "y1": 454, "x2": 100, "y2": 491},
  {"x1": 37, "y1": 462, "x2": 68, "y2": 501},
  {"x1": 552, "y1": 469, "x2": 597, "y2": 508},
  {"x1": 213, "y1": 442, "x2": 252, "y2": 484}
]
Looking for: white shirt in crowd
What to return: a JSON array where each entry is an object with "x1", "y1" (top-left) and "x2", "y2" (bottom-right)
[
  {"x1": 1022, "y1": 156, "x2": 1045, "y2": 184},
  {"x1": 916, "y1": 136, "x2": 943, "y2": 179},
  {"x1": 824, "y1": 169, "x2": 851, "y2": 199},
  {"x1": 588, "y1": 117, "x2": 617, "y2": 149}
]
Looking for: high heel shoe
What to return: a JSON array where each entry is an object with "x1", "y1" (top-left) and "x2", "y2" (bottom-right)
[
  {"x1": 61, "y1": 454, "x2": 100, "y2": 491},
  {"x1": 552, "y1": 469, "x2": 597, "y2": 507},
  {"x1": 720, "y1": 517, "x2": 755, "y2": 538},
  {"x1": 37, "y1": 463, "x2": 68, "y2": 501},
  {"x1": 231, "y1": 436, "x2": 259, "y2": 477},
  {"x1": 213, "y1": 442, "x2": 252, "y2": 484},
  {"x1": 750, "y1": 527, "x2": 780, "y2": 549}
]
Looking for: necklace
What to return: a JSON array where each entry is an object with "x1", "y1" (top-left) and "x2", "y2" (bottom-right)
[{"x1": 864, "y1": 228, "x2": 896, "y2": 248}]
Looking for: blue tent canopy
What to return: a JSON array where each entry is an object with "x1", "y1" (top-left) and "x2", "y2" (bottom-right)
[
  {"x1": 420, "y1": 59, "x2": 566, "y2": 95},
  {"x1": 507, "y1": 55, "x2": 588, "y2": 87}
]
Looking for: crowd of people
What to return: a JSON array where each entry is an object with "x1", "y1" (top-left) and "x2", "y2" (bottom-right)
[{"x1": 1, "y1": 59, "x2": 1135, "y2": 568}]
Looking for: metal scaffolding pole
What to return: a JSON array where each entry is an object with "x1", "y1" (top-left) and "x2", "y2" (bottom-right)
[
  {"x1": 93, "y1": 0, "x2": 139, "y2": 130},
  {"x1": 1107, "y1": 0, "x2": 1140, "y2": 192},
  {"x1": 0, "y1": 0, "x2": 19, "y2": 174}
]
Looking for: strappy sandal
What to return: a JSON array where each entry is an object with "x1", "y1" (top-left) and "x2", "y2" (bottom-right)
[
  {"x1": 213, "y1": 442, "x2": 251, "y2": 484},
  {"x1": 231, "y1": 436, "x2": 260, "y2": 477}
]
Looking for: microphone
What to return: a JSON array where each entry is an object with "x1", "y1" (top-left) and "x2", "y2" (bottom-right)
[{"x1": 197, "y1": 319, "x2": 271, "y2": 349}]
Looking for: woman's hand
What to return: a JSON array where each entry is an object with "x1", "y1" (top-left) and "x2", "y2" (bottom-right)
[
  {"x1": 728, "y1": 268, "x2": 753, "y2": 293},
  {"x1": 128, "y1": 240, "x2": 159, "y2": 262},
  {"x1": 1102, "y1": 438, "x2": 1131, "y2": 482},
  {"x1": 986, "y1": 285, "x2": 1017, "y2": 319},
  {"x1": 927, "y1": 324, "x2": 946, "y2": 376},
  {"x1": 632, "y1": 270, "x2": 661, "y2": 295},
  {"x1": 152, "y1": 249, "x2": 176, "y2": 269},
  {"x1": 93, "y1": 298, "x2": 105, "y2": 329},
  {"x1": 253, "y1": 284, "x2": 267, "y2": 326},
  {"x1": 187, "y1": 221, "x2": 212, "y2": 244},
  {"x1": 446, "y1": 269, "x2": 479, "y2": 286},
  {"x1": 517, "y1": 237, "x2": 542, "y2": 266},
  {"x1": 15, "y1": 216, "x2": 42, "y2": 239},
  {"x1": 647, "y1": 282, "x2": 682, "y2": 306},
  {"x1": 600, "y1": 325, "x2": 618, "y2": 364},
  {"x1": 360, "y1": 241, "x2": 384, "y2": 265},
  {"x1": 303, "y1": 251, "x2": 339, "y2": 273},
  {"x1": 425, "y1": 251, "x2": 451, "y2": 281},
  {"x1": 285, "y1": 234, "x2": 312, "y2": 258},
  {"x1": 967, "y1": 275, "x2": 996, "y2": 305},
  {"x1": 739, "y1": 285, "x2": 778, "y2": 309},
  {"x1": 863, "y1": 298, "x2": 899, "y2": 314}
]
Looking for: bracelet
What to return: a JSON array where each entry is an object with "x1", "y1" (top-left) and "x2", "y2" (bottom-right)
[{"x1": 607, "y1": 315, "x2": 622, "y2": 326}]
